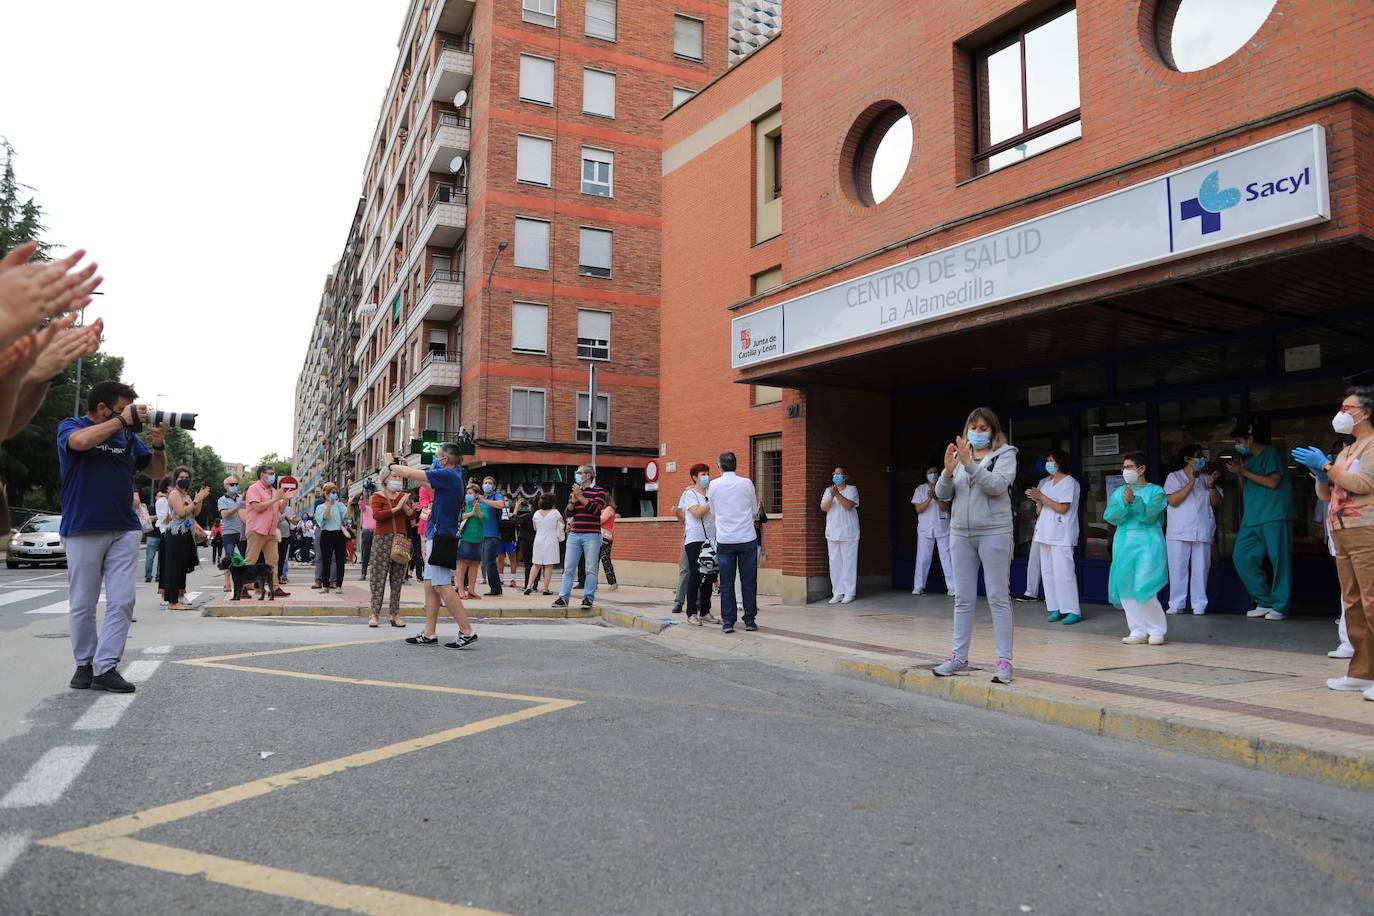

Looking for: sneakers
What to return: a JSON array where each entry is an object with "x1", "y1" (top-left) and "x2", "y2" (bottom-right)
[
  {"x1": 744, "y1": 620, "x2": 758, "y2": 631},
  {"x1": 580, "y1": 596, "x2": 595, "y2": 610},
  {"x1": 840, "y1": 595, "x2": 855, "y2": 604},
  {"x1": 689, "y1": 614, "x2": 703, "y2": 626},
  {"x1": 947, "y1": 590, "x2": 956, "y2": 597},
  {"x1": 992, "y1": 659, "x2": 1013, "y2": 684},
  {"x1": 405, "y1": 633, "x2": 439, "y2": 646},
  {"x1": 670, "y1": 604, "x2": 683, "y2": 614},
  {"x1": 91, "y1": 668, "x2": 135, "y2": 693},
  {"x1": 1329, "y1": 646, "x2": 1356, "y2": 659},
  {"x1": 1264, "y1": 610, "x2": 1287, "y2": 621},
  {"x1": 722, "y1": 624, "x2": 735, "y2": 634},
  {"x1": 1363, "y1": 686, "x2": 1374, "y2": 702},
  {"x1": 1014, "y1": 594, "x2": 1037, "y2": 603},
  {"x1": 1327, "y1": 676, "x2": 1374, "y2": 691},
  {"x1": 932, "y1": 655, "x2": 968, "y2": 677},
  {"x1": 828, "y1": 595, "x2": 842, "y2": 604},
  {"x1": 702, "y1": 612, "x2": 720, "y2": 624},
  {"x1": 552, "y1": 597, "x2": 568, "y2": 608},
  {"x1": 1046, "y1": 611, "x2": 1064, "y2": 623},
  {"x1": 445, "y1": 632, "x2": 478, "y2": 649},
  {"x1": 1192, "y1": 609, "x2": 1207, "y2": 616},
  {"x1": 1061, "y1": 613, "x2": 1083, "y2": 625},
  {"x1": 1147, "y1": 634, "x2": 1166, "y2": 646},
  {"x1": 1165, "y1": 608, "x2": 1182, "y2": 616},
  {"x1": 911, "y1": 588, "x2": 923, "y2": 596},
  {"x1": 1122, "y1": 634, "x2": 1149, "y2": 645},
  {"x1": 1247, "y1": 606, "x2": 1273, "y2": 618},
  {"x1": 70, "y1": 663, "x2": 93, "y2": 690}
]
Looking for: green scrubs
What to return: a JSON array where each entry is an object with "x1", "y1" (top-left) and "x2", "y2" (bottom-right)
[
  {"x1": 1232, "y1": 445, "x2": 1294, "y2": 614},
  {"x1": 1105, "y1": 483, "x2": 1168, "y2": 607}
]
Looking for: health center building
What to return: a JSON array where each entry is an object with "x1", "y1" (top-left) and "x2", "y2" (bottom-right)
[{"x1": 613, "y1": 0, "x2": 1374, "y2": 610}]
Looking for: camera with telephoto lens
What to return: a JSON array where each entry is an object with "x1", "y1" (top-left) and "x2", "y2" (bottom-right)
[{"x1": 131, "y1": 406, "x2": 197, "y2": 431}]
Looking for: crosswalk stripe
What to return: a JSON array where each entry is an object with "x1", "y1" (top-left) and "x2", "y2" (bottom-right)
[
  {"x1": 24, "y1": 600, "x2": 69, "y2": 615},
  {"x1": 0, "y1": 589, "x2": 53, "y2": 607},
  {"x1": 183, "y1": 591, "x2": 201, "y2": 603},
  {"x1": 0, "y1": 833, "x2": 27, "y2": 883},
  {"x1": 0, "y1": 746, "x2": 98, "y2": 808},
  {"x1": 142, "y1": 645, "x2": 173, "y2": 655},
  {"x1": 122, "y1": 660, "x2": 162, "y2": 684},
  {"x1": 71, "y1": 694, "x2": 137, "y2": 731}
]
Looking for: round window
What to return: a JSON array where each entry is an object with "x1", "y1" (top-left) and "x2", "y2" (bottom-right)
[
  {"x1": 842, "y1": 103, "x2": 912, "y2": 207},
  {"x1": 1158, "y1": 0, "x2": 1277, "y2": 72}
]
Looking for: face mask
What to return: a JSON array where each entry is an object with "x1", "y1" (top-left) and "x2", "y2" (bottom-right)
[
  {"x1": 176, "y1": 479, "x2": 190, "y2": 490},
  {"x1": 482, "y1": 483, "x2": 494, "y2": 494},
  {"x1": 967, "y1": 430, "x2": 992, "y2": 450},
  {"x1": 574, "y1": 473, "x2": 584, "y2": 485},
  {"x1": 466, "y1": 494, "x2": 476, "y2": 506},
  {"x1": 1044, "y1": 462, "x2": 1058, "y2": 475},
  {"x1": 388, "y1": 480, "x2": 403, "y2": 493},
  {"x1": 698, "y1": 474, "x2": 710, "y2": 486},
  {"x1": 926, "y1": 473, "x2": 938, "y2": 484},
  {"x1": 1122, "y1": 468, "x2": 1139, "y2": 485},
  {"x1": 267, "y1": 474, "x2": 278, "y2": 485},
  {"x1": 1233, "y1": 442, "x2": 1249, "y2": 457},
  {"x1": 832, "y1": 474, "x2": 845, "y2": 486},
  {"x1": 227, "y1": 485, "x2": 238, "y2": 494},
  {"x1": 1333, "y1": 411, "x2": 1357, "y2": 435},
  {"x1": 326, "y1": 492, "x2": 336, "y2": 501},
  {"x1": 1193, "y1": 457, "x2": 1208, "y2": 473}
]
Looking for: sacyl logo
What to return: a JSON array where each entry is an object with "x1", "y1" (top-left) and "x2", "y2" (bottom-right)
[
  {"x1": 739, "y1": 328, "x2": 752, "y2": 350},
  {"x1": 1180, "y1": 170, "x2": 1240, "y2": 235}
]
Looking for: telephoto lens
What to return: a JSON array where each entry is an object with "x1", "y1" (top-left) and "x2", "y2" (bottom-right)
[{"x1": 152, "y1": 410, "x2": 197, "y2": 431}]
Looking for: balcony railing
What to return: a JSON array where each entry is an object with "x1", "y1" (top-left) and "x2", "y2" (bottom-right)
[
  {"x1": 428, "y1": 267, "x2": 465, "y2": 286},
  {"x1": 441, "y1": 38, "x2": 474, "y2": 53},
  {"x1": 422, "y1": 349, "x2": 459, "y2": 366},
  {"x1": 438, "y1": 111, "x2": 471, "y2": 129},
  {"x1": 430, "y1": 184, "x2": 468, "y2": 208}
]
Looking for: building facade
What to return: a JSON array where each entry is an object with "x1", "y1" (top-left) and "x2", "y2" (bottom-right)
[
  {"x1": 319, "y1": 0, "x2": 727, "y2": 509},
  {"x1": 614, "y1": 0, "x2": 1374, "y2": 610}
]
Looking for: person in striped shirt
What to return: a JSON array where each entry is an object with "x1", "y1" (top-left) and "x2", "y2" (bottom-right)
[{"x1": 553, "y1": 464, "x2": 606, "y2": 611}]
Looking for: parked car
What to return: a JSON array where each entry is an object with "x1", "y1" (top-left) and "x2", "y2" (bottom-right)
[{"x1": 7, "y1": 515, "x2": 65, "y2": 569}]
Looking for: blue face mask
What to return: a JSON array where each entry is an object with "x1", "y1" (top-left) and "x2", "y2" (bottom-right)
[
  {"x1": 466, "y1": 495, "x2": 475, "y2": 506},
  {"x1": 482, "y1": 483, "x2": 494, "y2": 494},
  {"x1": 227, "y1": 485, "x2": 238, "y2": 494},
  {"x1": 326, "y1": 492, "x2": 336, "y2": 501},
  {"x1": 1193, "y1": 457, "x2": 1208, "y2": 472},
  {"x1": 267, "y1": 474, "x2": 277, "y2": 485},
  {"x1": 967, "y1": 430, "x2": 992, "y2": 450},
  {"x1": 832, "y1": 474, "x2": 845, "y2": 486},
  {"x1": 1045, "y1": 462, "x2": 1059, "y2": 476},
  {"x1": 698, "y1": 474, "x2": 710, "y2": 486},
  {"x1": 574, "y1": 473, "x2": 584, "y2": 486},
  {"x1": 926, "y1": 472, "x2": 938, "y2": 484},
  {"x1": 1234, "y1": 442, "x2": 1250, "y2": 457}
]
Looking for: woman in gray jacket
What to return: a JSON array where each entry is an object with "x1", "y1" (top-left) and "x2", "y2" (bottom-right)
[{"x1": 932, "y1": 407, "x2": 1018, "y2": 684}]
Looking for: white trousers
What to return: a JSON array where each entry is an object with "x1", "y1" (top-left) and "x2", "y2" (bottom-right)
[
  {"x1": 914, "y1": 530, "x2": 952, "y2": 592},
  {"x1": 1023, "y1": 541, "x2": 1042, "y2": 598},
  {"x1": 1122, "y1": 596, "x2": 1168, "y2": 639},
  {"x1": 1338, "y1": 597, "x2": 1354, "y2": 653},
  {"x1": 1038, "y1": 543, "x2": 1079, "y2": 614},
  {"x1": 827, "y1": 537, "x2": 858, "y2": 598},
  {"x1": 1166, "y1": 539, "x2": 1211, "y2": 613}
]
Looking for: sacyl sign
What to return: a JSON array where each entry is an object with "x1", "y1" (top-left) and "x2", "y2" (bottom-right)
[{"x1": 731, "y1": 125, "x2": 1330, "y2": 369}]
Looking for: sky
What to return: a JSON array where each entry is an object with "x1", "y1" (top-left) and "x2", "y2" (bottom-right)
[{"x1": 0, "y1": 1, "x2": 405, "y2": 467}]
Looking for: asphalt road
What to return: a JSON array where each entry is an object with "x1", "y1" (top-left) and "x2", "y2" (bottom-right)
[{"x1": 2, "y1": 607, "x2": 1373, "y2": 915}]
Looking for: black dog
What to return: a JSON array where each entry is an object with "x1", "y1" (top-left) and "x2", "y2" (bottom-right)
[{"x1": 222, "y1": 558, "x2": 274, "y2": 601}]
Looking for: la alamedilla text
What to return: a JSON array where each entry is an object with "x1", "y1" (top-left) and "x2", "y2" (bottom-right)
[{"x1": 876, "y1": 276, "x2": 995, "y2": 326}]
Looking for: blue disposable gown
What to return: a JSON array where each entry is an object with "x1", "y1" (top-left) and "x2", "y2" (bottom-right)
[{"x1": 1104, "y1": 483, "x2": 1168, "y2": 607}]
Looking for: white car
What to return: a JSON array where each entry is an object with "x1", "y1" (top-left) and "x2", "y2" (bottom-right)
[{"x1": 7, "y1": 515, "x2": 65, "y2": 569}]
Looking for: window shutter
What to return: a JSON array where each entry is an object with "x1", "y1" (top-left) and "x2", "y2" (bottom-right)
[
  {"x1": 511, "y1": 302, "x2": 549, "y2": 353},
  {"x1": 516, "y1": 135, "x2": 552, "y2": 185},
  {"x1": 582, "y1": 69, "x2": 615, "y2": 118},
  {"x1": 519, "y1": 55, "x2": 554, "y2": 104},
  {"x1": 514, "y1": 218, "x2": 550, "y2": 270},
  {"x1": 577, "y1": 309, "x2": 611, "y2": 342},
  {"x1": 674, "y1": 16, "x2": 703, "y2": 60},
  {"x1": 585, "y1": 0, "x2": 615, "y2": 40},
  {"x1": 579, "y1": 228, "x2": 612, "y2": 273}
]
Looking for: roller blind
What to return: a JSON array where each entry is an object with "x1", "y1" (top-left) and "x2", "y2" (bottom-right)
[
  {"x1": 514, "y1": 218, "x2": 550, "y2": 270},
  {"x1": 585, "y1": 0, "x2": 615, "y2": 40},
  {"x1": 582, "y1": 69, "x2": 615, "y2": 118},
  {"x1": 579, "y1": 228, "x2": 612, "y2": 275},
  {"x1": 519, "y1": 54, "x2": 554, "y2": 104},
  {"x1": 516, "y1": 135, "x2": 552, "y2": 185},
  {"x1": 511, "y1": 302, "x2": 548, "y2": 353},
  {"x1": 674, "y1": 15, "x2": 703, "y2": 60}
]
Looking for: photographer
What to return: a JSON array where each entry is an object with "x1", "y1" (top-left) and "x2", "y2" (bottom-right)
[{"x1": 58, "y1": 381, "x2": 167, "y2": 694}]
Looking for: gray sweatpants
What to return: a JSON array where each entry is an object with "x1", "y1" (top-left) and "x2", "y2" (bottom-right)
[
  {"x1": 950, "y1": 531, "x2": 1014, "y2": 663},
  {"x1": 66, "y1": 530, "x2": 141, "y2": 675}
]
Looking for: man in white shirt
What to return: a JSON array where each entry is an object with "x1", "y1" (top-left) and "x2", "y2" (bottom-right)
[{"x1": 706, "y1": 451, "x2": 759, "y2": 633}]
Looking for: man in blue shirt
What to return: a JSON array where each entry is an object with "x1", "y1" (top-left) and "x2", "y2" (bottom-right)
[
  {"x1": 58, "y1": 381, "x2": 168, "y2": 693},
  {"x1": 387, "y1": 444, "x2": 477, "y2": 649},
  {"x1": 478, "y1": 475, "x2": 505, "y2": 595}
]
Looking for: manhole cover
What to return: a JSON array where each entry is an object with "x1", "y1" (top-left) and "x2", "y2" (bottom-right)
[{"x1": 1101, "y1": 662, "x2": 1293, "y2": 686}]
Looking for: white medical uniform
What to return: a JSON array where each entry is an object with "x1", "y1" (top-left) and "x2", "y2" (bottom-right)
[
  {"x1": 1034, "y1": 475, "x2": 1081, "y2": 615},
  {"x1": 1022, "y1": 477, "x2": 1050, "y2": 598},
  {"x1": 1164, "y1": 469, "x2": 1218, "y2": 614},
  {"x1": 911, "y1": 482, "x2": 952, "y2": 593},
  {"x1": 822, "y1": 484, "x2": 860, "y2": 599}
]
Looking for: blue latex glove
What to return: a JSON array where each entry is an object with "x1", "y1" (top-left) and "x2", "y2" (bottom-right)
[{"x1": 1291, "y1": 446, "x2": 1330, "y2": 483}]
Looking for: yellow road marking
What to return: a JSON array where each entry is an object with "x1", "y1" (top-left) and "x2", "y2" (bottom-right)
[{"x1": 39, "y1": 639, "x2": 579, "y2": 913}]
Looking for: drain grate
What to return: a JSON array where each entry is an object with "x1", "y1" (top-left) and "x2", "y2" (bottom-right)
[{"x1": 1101, "y1": 662, "x2": 1293, "y2": 686}]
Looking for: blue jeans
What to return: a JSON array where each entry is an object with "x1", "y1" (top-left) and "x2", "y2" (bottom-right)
[
  {"x1": 143, "y1": 534, "x2": 160, "y2": 580},
  {"x1": 559, "y1": 532, "x2": 602, "y2": 602},
  {"x1": 717, "y1": 539, "x2": 759, "y2": 628},
  {"x1": 222, "y1": 531, "x2": 242, "y2": 563},
  {"x1": 482, "y1": 537, "x2": 503, "y2": 594}
]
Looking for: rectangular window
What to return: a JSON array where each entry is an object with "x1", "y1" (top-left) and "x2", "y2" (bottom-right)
[
  {"x1": 580, "y1": 147, "x2": 614, "y2": 197},
  {"x1": 751, "y1": 433, "x2": 783, "y2": 515},
  {"x1": 585, "y1": 0, "x2": 616, "y2": 40},
  {"x1": 425, "y1": 405, "x2": 445, "y2": 432},
  {"x1": 973, "y1": 4, "x2": 1080, "y2": 175},
  {"x1": 522, "y1": 0, "x2": 556, "y2": 28},
  {"x1": 766, "y1": 130, "x2": 782, "y2": 199},
  {"x1": 576, "y1": 308, "x2": 611, "y2": 360},
  {"x1": 516, "y1": 134, "x2": 553, "y2": 185},
  {"x1": 578, "y1": 227, "x2": 612, "y2": 278},
  {"x1": 510, "y1": 387, "x2": 547, "y2": 440},
  {"x1": 511, "y1": 302, "x2": 549, "y2": 354},
  {"x1": 514, "y1": 217, "x2": 550, "y2": 270},
  {"x1": 674, "y1": 14, "x2": 704, "y2": 61},
  {"x1": 752, "y1": 266, "x2": 783, "y2": 294},
  {"x1": 427, "y1": 328, "x2": 448, "y2": 354},
  {"x1": 575, "y1": 392, "x2": 610, "y2": 444},
  {"x1": 752, "y1": 385, "x2": 783, "y2": 405},
  {"x1": 582, "y1": 68, "x2": 616, "y2": 118},
  {"x1": 518, "y1": 54, "x2": 555, "y2": 105},
  {"x1": 672, "y1": 87, "x2": 695, "y2": 108}
]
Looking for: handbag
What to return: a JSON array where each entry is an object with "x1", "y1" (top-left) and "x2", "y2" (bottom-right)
[
  {"x1": 137, "y1": 505, "x2": 154, "y2": 534},
  {"x1": 697, "y1": 540, "x2": 718, "y2": 577},
  {"x1": 429, "y1": 534, "x2": 459, "y2": 570},
  {"x1": 389, "y1": 533, "x2": 412, "y2": 566}
]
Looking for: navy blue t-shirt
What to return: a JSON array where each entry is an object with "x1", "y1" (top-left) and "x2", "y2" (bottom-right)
[
  {"x1": 424, "y1": 465, "x2": 464, "y2": 539},
  {"x1": 482, "y1": 492, "x2": 504, "y2": 538},
  {"x1": 57, "y1": 417, "x2": 153, "y2": 537}
]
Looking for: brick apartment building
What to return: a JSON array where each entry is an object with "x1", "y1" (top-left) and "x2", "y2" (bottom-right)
[
  {"x1": 321, "y1": 0, "x2": 727, "y2": 510},
  {"x1": 613, "y1": 0, "x2": 1374, "y2": 608}
]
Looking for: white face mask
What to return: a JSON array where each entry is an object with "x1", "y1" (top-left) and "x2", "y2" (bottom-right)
[
  {"x1": 1122, "y1": 468, "x2": 1140, "y2": 485},
  {"x1": 387, "y1": 480, "x2": 403, "y2": 492},
  {"x1": 1333, "y1": 410, "x2": 1357, "y2": 435}
]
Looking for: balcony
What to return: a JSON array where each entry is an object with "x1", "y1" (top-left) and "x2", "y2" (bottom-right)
[
  {"x1": 417, "y1": 267, "x2": 465, "y2": 323},
  {"x1": 421, "y1": 110, "x2": 472, "y2": 178},
  {"x1": 421, "y1": 184, "x2": 467, "y2": 248},
  {"x1": 407, "y1": 350, "x2": 462, "y2": 397},
  {"x1": 419, "y1": 39, "x2": 473, "y2": 129}
]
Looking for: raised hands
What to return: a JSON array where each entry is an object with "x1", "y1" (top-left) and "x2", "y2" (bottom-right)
[{"x1": 0, "y1": 245, "x2": 103, "y2": 349}]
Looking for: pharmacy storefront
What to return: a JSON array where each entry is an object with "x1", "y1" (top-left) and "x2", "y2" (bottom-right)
[{"x1": 735, "y1": 125, "x2": 1370, "y2": 612}]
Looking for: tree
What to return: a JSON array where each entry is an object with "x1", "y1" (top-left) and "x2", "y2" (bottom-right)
[
  {"x1": 254, "y1": 452, "x2": 294, "y2": 478},
  {"x1": 0, "y1": 139, "x2": 49, "y2": 260}
]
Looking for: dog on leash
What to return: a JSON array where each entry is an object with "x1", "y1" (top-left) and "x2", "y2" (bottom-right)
[{"x1": 222, "y1": 556, "x2": 274, "y2": 601}]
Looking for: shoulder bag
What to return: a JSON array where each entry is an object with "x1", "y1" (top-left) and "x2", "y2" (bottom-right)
[{"x1": 389, "y1": 532, "x2": 413, "y2": 566}]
